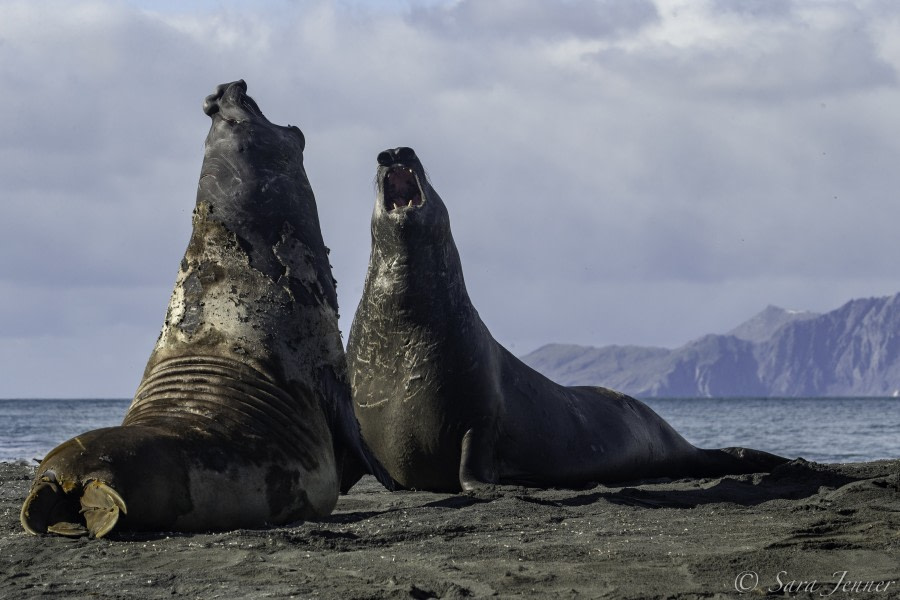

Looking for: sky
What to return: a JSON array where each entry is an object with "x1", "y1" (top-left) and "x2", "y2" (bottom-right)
[{"x1": 2, "y1": 0, "x2": 899, "y2": 397}]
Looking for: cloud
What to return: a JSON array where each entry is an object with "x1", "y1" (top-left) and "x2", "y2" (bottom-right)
[
  {"x1": 598, "y1": 2, "x2": 897, "y2": 102},
  {"x1": 409, "y1": 0, "x2": 659, "y2": 41},
  {"x1": 2, "y1": 0, "x2": 900, "y2": 396}
]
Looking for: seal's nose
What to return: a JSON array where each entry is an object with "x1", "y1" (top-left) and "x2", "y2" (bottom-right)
[
  {"x1": 377, "y1": 147, "x2": 418, "y2": 166},
  {"x1": 203, "y1": 80, "x2": 247, "y2": 116}
]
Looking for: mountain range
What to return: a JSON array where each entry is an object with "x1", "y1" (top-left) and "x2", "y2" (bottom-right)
[{"x1": 520, "y1": 292, "x2": 900, "y2": 397}]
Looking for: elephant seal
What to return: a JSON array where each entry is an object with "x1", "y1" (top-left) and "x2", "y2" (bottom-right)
[
  {"x1": 21, "y1": 80, "x2": 393, "y2": 538},
  {"x1": 347, "y1": 146, "x2": 788, "y2": 492}
]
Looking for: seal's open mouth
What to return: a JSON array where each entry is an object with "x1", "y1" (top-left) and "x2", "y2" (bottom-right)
[{"x1": 384, "y1": 166, "x2": 423, "y2": 212}]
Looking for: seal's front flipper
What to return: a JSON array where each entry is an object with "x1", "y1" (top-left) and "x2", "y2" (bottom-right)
[
  {"x1": 338, "y1": 452, "x2": 365, "y2": 494},
  {"x1": 80, "y1": 480, "x2": 127, "y2": 538},
  {"x1": 339, "y1": 436, "x2": 402, "y2": 493},
  {"x1": 328, "y1": 374, "x2": 401, "y2": 493},
  {"x1": 459, "y1": 428, "x2": 498, "y2": 491},
  {"x1": 20, "y1": 476, "x2": 126, "y2": 539}
]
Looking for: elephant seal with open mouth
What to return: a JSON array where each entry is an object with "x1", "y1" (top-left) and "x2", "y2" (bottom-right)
[
  {"x1": 347, "y1": 146, "x2": 787, "y2": 493},
  {"x1": 20, "y1": 80, "x2": 392, "y2": 538}
]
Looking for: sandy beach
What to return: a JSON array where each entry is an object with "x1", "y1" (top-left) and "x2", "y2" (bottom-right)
[{"x1": 1, "y1": 459, "x2": 898, "y2": 599}]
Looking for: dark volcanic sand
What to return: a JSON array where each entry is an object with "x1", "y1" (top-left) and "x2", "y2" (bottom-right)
[{"x1": 1, "y1": 460, "x2": 898, "y2": 599}]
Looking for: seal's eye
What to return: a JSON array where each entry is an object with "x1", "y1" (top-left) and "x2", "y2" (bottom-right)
[{"x1": 384, "y1": 167, "x2": 422, "y2": 212}]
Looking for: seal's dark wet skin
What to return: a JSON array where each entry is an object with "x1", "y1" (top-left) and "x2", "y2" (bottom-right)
[{"x1": 20, "y1": 80, "x2": 394, "y2": 539}]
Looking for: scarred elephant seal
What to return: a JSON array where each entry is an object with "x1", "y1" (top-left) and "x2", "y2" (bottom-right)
[
  {"x1": 20, "y1": 80, "x2": 393, "y2": 538},
  {"x1": 347, "y1": 146, "x2": 788, "y2": 493}
]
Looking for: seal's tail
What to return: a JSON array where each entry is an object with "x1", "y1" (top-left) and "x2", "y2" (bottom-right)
[{"x1": 697, "y1": 446, "x2": 790, "y2": 476}]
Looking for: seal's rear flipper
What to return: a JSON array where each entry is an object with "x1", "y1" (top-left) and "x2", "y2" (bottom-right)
[
  {"x1": 700, "y1": 447, "x2": 790, "y2": 476},
  {"x1": 80, "y1": 481, "x2": 127, "y2": 538},
  {"x1": 20, "y1": 479, "x2": 85, "y2": 537},
  {"x1": 21, "y1": 476, "x2": 126, "y2": 539}
]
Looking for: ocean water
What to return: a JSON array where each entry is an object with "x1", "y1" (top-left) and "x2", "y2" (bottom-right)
[
  {"x1": 0, "y1": 397, "x2": 896, "y2": 465},
  {"x1": 1, "y1": 399, "x2": 131, "y2": 464},
  {"x1": 642, "y1": 397, "x2": 899, "y2": 464}
]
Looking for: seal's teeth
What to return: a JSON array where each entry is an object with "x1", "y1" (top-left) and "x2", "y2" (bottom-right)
[{"x1": 383, "y1": 165, "x2": 424, "y2": 211}]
